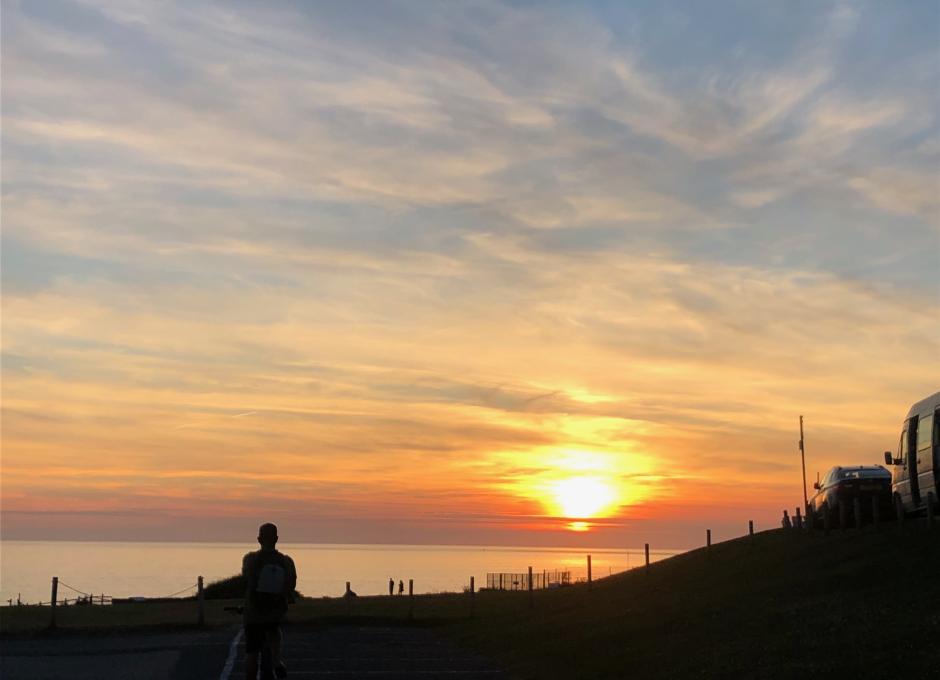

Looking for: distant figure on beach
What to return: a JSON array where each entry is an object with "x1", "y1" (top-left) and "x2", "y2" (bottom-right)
[
  {"x1": 242, "y1": 522, "x2": 297, "y2": 680},
  {"x1": 389, "y1": 578, "x2": 394, "y2": 596},
  {"x1": 398, "y1": 579, "x2": 404, "y2": 596},
  {"x1": 782, "y1": 510, "x2": 792, "y2": 529}
]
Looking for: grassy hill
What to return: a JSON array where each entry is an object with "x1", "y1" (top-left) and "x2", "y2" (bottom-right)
[{"x1": 454, "y1": 526, "x2": 939, "y2": 679}]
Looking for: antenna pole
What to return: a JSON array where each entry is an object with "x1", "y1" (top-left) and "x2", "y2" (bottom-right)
[{"x1": 799, "y1": 415, "x2": 808, "y2": 510}]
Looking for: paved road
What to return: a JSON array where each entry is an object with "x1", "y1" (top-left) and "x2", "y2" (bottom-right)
[
  {"x1": 1, "y1": 624, "x2": 506, "y2": 680},
  {"x1": 223, "y1": 624, "x2": 506, "y2": 680},
  {"x1": 0, "y1": 628, "x2": 232, "y2": 680}
]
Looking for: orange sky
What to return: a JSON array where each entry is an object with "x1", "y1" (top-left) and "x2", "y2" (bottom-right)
[
  {"x1": 3, "y1": 255, "x2": 934, "y2": 546},
  {"x1": 2, "y1": 1, "x2": 938, "y2": 548}
]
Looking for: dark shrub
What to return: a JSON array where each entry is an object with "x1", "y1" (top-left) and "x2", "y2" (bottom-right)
[{"x1": 204, "y1": 574, "x2": 302, "y2": 600}]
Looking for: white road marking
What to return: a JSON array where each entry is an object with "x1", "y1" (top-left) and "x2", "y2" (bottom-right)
[{"x1": 219, "y1": 628, "x2": 243, "y2": 680}]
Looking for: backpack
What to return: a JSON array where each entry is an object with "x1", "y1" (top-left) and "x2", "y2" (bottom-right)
[{"x1": 249, "y1": 551, "x2": 289, "y2": 611}]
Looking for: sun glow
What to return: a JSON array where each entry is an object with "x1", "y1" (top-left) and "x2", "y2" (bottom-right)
[
  {"x1": 491, "y1": 442, "x2": 653, "y2": 532},
  {"x1": 551, "y1": 476, "x2": 617, "y2": 518}
]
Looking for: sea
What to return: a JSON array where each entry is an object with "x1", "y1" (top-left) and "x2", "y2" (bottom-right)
[{"x1": 0, "y1": 541, "x2": 682, "y2": 605}]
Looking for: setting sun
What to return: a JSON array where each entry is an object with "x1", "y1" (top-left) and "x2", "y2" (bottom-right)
[{"x1": 551, "y1": 476, "x2": 617, "y2": 519}]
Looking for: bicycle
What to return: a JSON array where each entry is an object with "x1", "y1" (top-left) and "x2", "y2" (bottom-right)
[{"x1": 224, "y1": 606, "x2": 287, "y2": 680}]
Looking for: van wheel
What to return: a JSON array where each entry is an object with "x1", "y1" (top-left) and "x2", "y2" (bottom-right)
[
  {"x1": 821, "y1": 502, "x2": 831, "y2": 530},
  {"x1": 894, "y1": 495, "x2": 904, "y2": 522}
]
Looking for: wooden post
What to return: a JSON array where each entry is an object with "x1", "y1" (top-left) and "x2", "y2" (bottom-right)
[
  {"x1": 587, "y1": 555, "x2": 592, "y2": 587},
  {"x1": 197, "y1": 576, "x2": 205, "y2": 626},
  {"x1": 469, "y1": 576, "x2": 475, "y2": 618},
  {"x1": 706, "y1": 529, "x2": 711, "y2": 547},
  {"x1": 50, "y1": 577, "x2": 58, "y2": 629},
  {"x1": 854, "y1": 498, "x2": 863, "y2": 531},
  {"x1": 408, "y1": 579, "x2": 414, "y2": 619},
  {"x1": 872, "y1": 495, "x2": 880, "y2": 528},
  {"x1": 795, "y1": 507, "x2": 802, "y2": 530},
  {"x1": 839, "y1": 501, "x2": 847, "y2": 531},
  {"x1": 644, "y1": 543, "x2": 650, "y2": 571},
  {"x1": 748, "y1": 520, "x2": 754, "y2": 536},
  {"x1": 527, "y1": 566, "x2": 533, "y2": 609}
]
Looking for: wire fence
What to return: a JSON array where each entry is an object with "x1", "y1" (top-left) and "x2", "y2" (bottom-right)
[
  {"x1": 486, "y1": 569, "x2": 571, "y2": 591},
  {"x1": 4, "y1": 578, "x2": 197, "y2": 608}
]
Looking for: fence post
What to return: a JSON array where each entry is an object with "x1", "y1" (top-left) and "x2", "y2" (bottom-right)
[
  {"x1": 527, "y1": 566, "x2": 533, "y2": 609},
  {"x1": 748, "y1": 520, "x2": 754, "y2": 536},
  {"x1": 644, "y1": 543, "x2": 650, "y2": 572},
  {"x1": 854, "y1": 498, "x2": 863, "y2": 531},
  {"x1": 50, "y1": 577, "x2": 58, "y2": 629},
  {"x1": 795, "y1": 507, "x2": 802, "y2": 530},
  {"x1": 706, "y1": 529, "x2": 711, "y2": 548},
  {"x1": 587, "y1": 555, "x2": 592, "y2": 587},
  {"x1": 469, "y1": 576, "x2": 475, "y2": 619},
  {"x1": 872, "y1": 495, "x2": 880, "y2": 528},
  {"x1": 197, "y1": 576, "x2": 205, "y2": 626},
  {"x1": 408, "y1": 579, "x2": 414, "y2": 620}
]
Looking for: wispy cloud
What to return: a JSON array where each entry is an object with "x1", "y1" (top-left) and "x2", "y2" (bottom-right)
[{"x1": 2, "y1": 0, "x2": 937, "y2": 545}]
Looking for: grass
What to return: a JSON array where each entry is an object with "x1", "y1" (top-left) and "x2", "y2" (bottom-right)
[
  {"x1": 2, "y1": 526, "x2": 937, "y2": 678},
  {"x1": 453, "y1": 525, "x2": 940, "y2": 679}
]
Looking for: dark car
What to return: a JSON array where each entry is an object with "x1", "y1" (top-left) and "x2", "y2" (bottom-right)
[{"x1": 808, "y1": 465, "x2": 892, "y2": 525}]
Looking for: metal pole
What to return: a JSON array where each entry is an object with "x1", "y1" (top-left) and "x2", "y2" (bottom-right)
[
  {"x1": 706, "y1": 529, "x2": 711, "y2": 547},
  {"x1": 799, "y1": 415, "x2": 808, "y2": 510},
  {"x1": 587, "y1": 555, "x2": 592, "y2": 586}
]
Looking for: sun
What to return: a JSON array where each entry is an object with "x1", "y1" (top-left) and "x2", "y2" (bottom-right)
[{"x1": 551, "y1": 476, "x2": 617, "y2": 519}]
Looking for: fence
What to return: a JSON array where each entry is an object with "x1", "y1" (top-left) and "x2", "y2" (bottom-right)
[
  {"x1": 4, "y1": 576, "x2": 207, "y2": 629},
  {"x1": 486, "y1": 569, "x2": 570, "y2": 591}
]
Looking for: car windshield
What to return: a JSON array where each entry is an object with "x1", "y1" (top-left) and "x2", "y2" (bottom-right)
[{"x1": 838, "y1": 468, "x2": 888, "y2": 480}]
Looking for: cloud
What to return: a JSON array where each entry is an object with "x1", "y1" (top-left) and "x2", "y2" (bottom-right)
[{"x1": 2, "y1": 0, "x2": 938, "y2": 544}]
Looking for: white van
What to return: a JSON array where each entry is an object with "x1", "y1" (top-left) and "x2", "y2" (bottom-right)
[{"x1": 884, "y1": 391, "x2": 940, "y2": 516}]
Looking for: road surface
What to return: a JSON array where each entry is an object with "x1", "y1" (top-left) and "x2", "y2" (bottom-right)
[{"x1": 1, "y1": 623, "x2": 507, "y2": 680}]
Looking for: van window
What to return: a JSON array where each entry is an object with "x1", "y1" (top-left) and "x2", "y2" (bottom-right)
[
  {"x1": 899, "y1": 425, "x2": 909, "y2": 464},
  {"x1": 918, "y1": 413, "x2": 934, "y2": 451},
  {"x1": 840, "y1": 468, "x2": 889, "y2": 480}
]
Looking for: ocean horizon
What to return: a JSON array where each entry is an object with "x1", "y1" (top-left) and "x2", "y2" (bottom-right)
[{"x1": 0, "y1": 540, "x2": 683, "y2": 605}]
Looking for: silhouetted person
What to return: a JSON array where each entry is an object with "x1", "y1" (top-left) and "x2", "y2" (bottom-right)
[
  {"x1": 388, "y1": 578, "x2": 394, "y2": 596},
  {"x1": 782, "y1": 510, "x2": 792, "y2": 529},
  {"x1": 398, "y1": 579, "x2": 404, "y2": 596},
  {"x1": 243, "y1": 523, "x2": 297, "y2": 680}
]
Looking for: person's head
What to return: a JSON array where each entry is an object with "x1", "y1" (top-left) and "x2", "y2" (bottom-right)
[{"x1": 257, "y1": 522, "x2": 278, "y2": 549}]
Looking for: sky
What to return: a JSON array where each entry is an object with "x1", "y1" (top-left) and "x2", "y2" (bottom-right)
[{"x1": 2, "y1": 0, "x2": 938, "y2": 548}]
